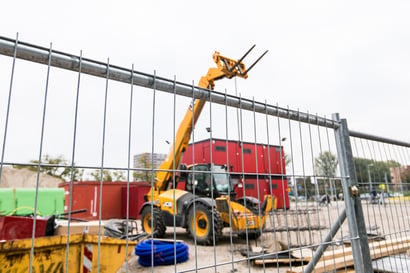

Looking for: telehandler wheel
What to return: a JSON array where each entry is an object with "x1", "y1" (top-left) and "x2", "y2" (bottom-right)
[
  {"x1": 140, "y1": 206, "x2": 166, "y2": 238},
  {"x1": 188, "y1": 203, "x2": 223, "y2": 245}
]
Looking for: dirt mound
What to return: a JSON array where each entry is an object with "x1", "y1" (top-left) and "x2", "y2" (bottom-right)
[{"x1": 0, "y1": 167, "x2": 64, "y2": 188}]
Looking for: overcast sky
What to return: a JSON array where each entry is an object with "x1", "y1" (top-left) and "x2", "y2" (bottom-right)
[{"x1": 1, "y1": 0, "x2": 410, "y2": 168}]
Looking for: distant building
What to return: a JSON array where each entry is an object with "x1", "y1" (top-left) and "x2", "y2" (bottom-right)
[
  {"x1": 390, "y1": 167, "x2": 402, "y2": 184},
  {"x1": 390, "y1": 165, "x2": 410, "y2": 191}
]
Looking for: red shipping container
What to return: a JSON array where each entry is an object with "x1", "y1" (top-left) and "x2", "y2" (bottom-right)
[
  {"x1": 181, "y1": 138, "x2": 289, "y2": 209},
  {"x1": 60, "y1": 181, "x2": 132, "y2": 220},
  {"x1": 0, "y1": 216, "x2": 48, "y2": 240},
  {"x1": 121, "y1": 183, "x2": 151, "y2": 219},
  {"x1": 237, "y1": 178, "x2": 289, "y2": 210},
  {"x1": 182, "y1": 139, "x2": 285, "y2": 174}
]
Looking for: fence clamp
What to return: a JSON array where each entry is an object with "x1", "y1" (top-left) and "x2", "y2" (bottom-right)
[{"x1": 349, "y1": 185, "x2": 360, "y2": 197}]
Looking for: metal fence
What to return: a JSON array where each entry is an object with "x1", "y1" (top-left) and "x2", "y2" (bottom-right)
[{"x1": 0, "y1": 35, "x2": 409, "y2": 273}]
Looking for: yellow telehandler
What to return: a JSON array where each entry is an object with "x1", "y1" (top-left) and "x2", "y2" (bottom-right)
[{"x1": 140, "y1": 46, "x2": 276, "y2": 245}]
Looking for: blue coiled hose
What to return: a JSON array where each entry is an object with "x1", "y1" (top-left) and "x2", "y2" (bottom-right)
[{"x1": 134, "y1": 240, "x2": 189, "y2": 266}]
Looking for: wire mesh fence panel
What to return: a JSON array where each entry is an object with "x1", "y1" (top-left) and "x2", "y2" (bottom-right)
[
  {"x1": 349, "y1": 137, "x2": 410, "y2": 273},
  {"x1": 0, "y1": 35, "x2": 409, "y2": 273}
]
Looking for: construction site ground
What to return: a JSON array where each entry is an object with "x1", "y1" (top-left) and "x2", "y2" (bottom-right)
[
  {"x1": 117, "y1": 199, "x2": 410, "y2": 273},
  {"x1": 2, "y1": 168, "x2": 407, "y2": 272}
]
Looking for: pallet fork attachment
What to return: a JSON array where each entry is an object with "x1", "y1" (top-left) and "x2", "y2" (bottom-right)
[{"x1": 213, "y1": 45, "x2": 268, "y2": 80}]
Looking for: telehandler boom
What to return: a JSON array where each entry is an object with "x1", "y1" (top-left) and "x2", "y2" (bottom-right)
[{"x1": 140, "y1": 46, "x2": 274, "y2": 245}]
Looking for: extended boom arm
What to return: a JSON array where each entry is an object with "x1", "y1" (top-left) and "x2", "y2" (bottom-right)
[{"x1": 152, "y1": 46, "x2": 268, "y2": 195}]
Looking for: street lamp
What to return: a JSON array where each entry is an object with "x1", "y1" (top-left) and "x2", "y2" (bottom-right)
[{"x1": 367, "y1": 163, "x2": 374, "y2": 193}]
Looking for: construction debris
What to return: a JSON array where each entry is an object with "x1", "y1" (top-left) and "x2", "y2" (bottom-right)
[{"x1": 286, "y1": 236, "x2": 410, "y2": 273}]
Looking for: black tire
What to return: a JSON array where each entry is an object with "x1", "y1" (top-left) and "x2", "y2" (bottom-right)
[
  {"x1": 187, "y1": 203, "x2": 223, "y2": 245},
  {"x1": 140, "y1": 206, "x2": 166, "y2": 238}
]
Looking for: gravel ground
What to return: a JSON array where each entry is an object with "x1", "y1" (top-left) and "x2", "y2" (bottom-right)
[{"x1": 117, "y1": 199, "x2": 410, "y2": 273}]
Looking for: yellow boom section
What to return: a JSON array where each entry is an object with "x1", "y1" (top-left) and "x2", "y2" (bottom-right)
[{"x1": 150, "y1": 46, "x2": 268, "y2": 198}]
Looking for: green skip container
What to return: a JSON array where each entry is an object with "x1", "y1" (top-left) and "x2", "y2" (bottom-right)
[
  {"x1": 0, "y1": 189, "x2": 15, "y2": 216},
  {"x1": 0, "y1": 188, "x2": 64, "y2": 216}
]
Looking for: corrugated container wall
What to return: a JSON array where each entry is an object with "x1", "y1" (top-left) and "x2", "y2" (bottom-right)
[
  {"x1": 121, "y1": 183, "x2": 151, "y2": 219},
  {"x1": 60, "y1": 182, "x2": 124, "y2": 220},
  {"x1": 181, "y1": 138, "x2": 290, "y2": 209},
  {"x1": 59, "y1": 182, "x2": 150, "y2": 220}
]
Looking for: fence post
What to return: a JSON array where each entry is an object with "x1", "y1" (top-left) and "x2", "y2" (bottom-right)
[{"x1": 333, "y1": 113, "x2": 373, "y2": 273}]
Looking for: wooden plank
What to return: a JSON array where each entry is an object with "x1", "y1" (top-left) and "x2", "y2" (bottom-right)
[
  {"x1": 371, "y1": 242, "x2": 410, "y2": 260},
  {"x1": 290, "y1": 236, "x2": 410, "y2": 262},
  {"x1": 288, "y1": 241, "x2": 410, "y2": 273},
  {"x1": 323, "y1": 236, "x2": 410, "y2": 263}
]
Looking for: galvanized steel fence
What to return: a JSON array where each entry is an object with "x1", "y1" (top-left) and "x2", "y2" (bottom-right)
[{"x1": 0, "y1": 35, "x2": 409, "y2": 273}]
